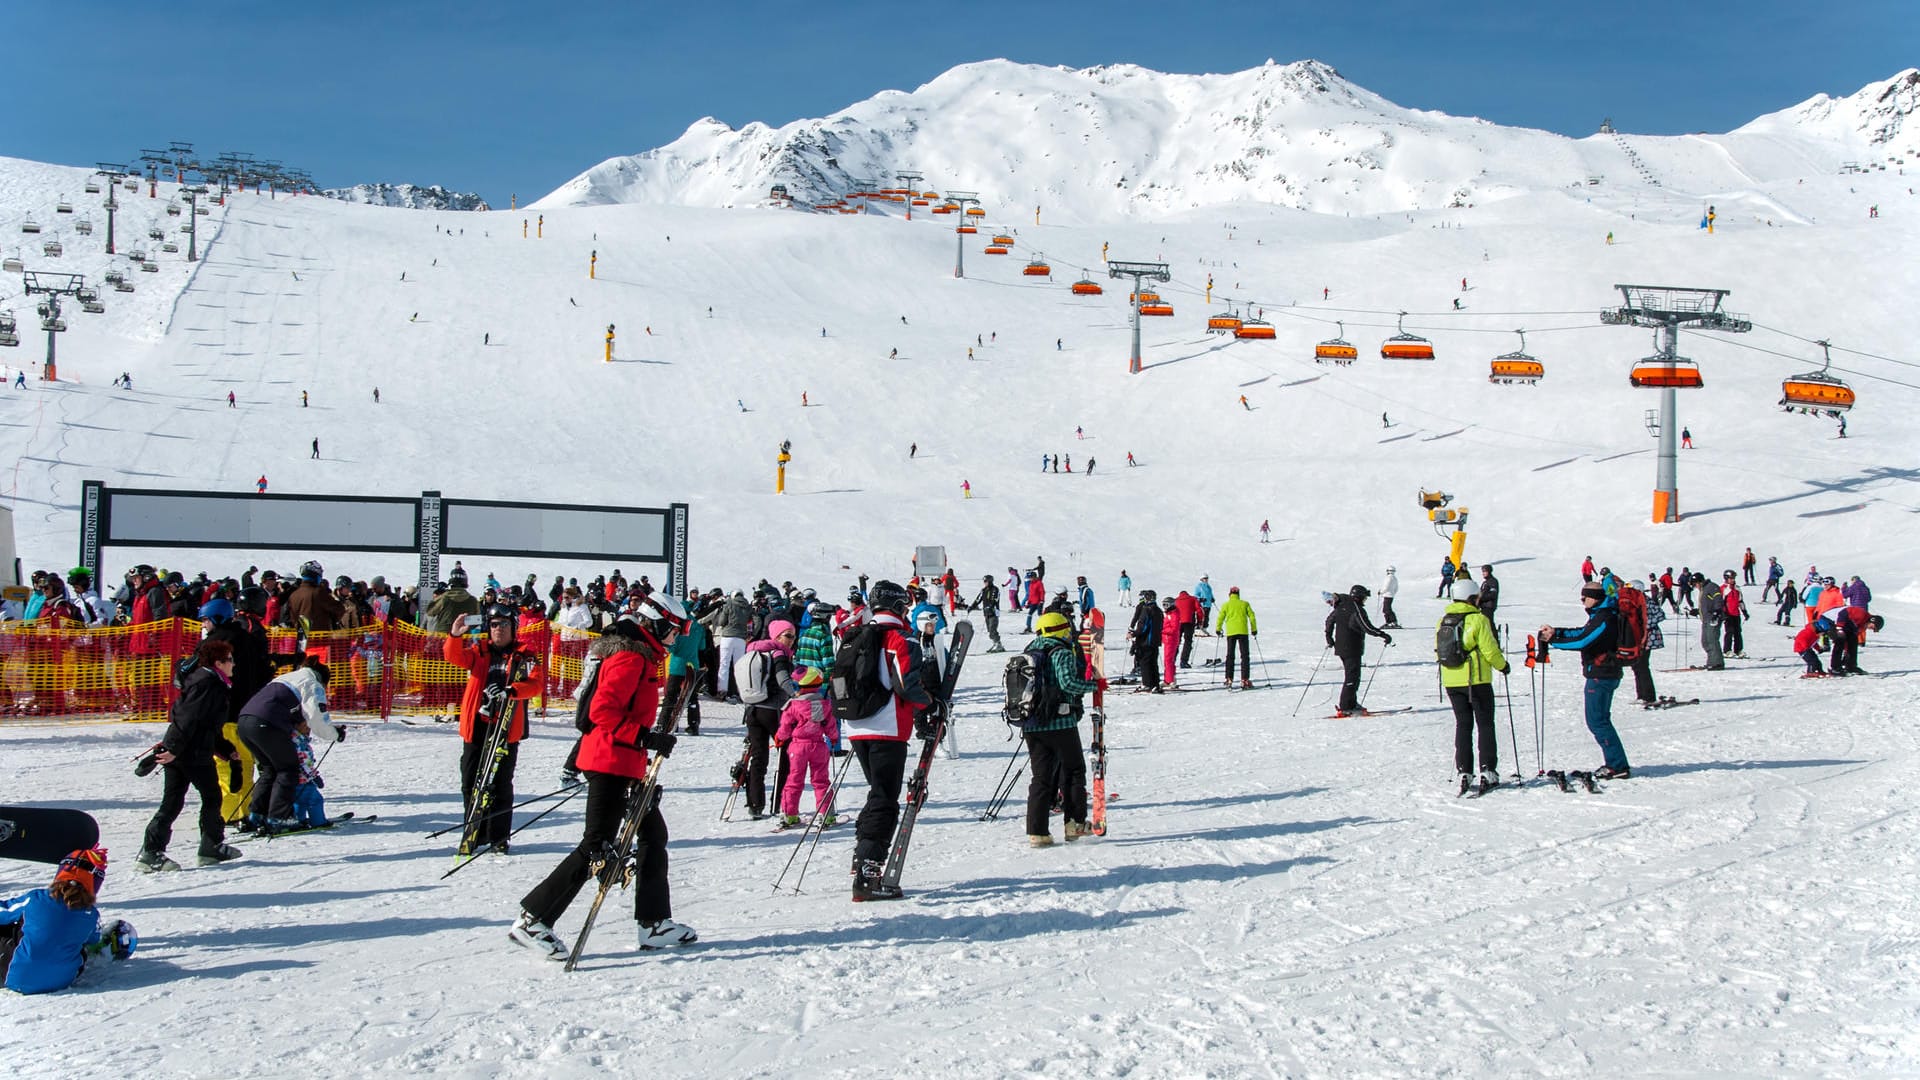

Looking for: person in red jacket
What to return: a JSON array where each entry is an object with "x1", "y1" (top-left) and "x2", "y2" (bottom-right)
[
  {"x1": 511, "y1": 597, "x2": 694, "y2": 958},
  {"x1": 1173, "y1": 590, "x2": 1200, "y2": 668},
  {"x1": 841, "y1": 580, "x2": 932, "y2": 901},
  {"x1": 445, "y1": 604, "x2": 546, "y2": 855},
  {"x1": 1022, "y1": 573, "x2": 1046, "y2": 633},
  {"x1": 1794, "y1": 618, "x2": 1828, "y2": 676}
]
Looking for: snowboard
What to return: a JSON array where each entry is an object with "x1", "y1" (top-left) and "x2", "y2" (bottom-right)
[{"x1": 0, "y1": 806, "x2": 100, "y2": 864}]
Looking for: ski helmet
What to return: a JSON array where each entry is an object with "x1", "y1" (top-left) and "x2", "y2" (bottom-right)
[
  {"x1": 484, "y1": 603, "x2": 518, "y2": 629},
  {"x1": 848, "y1": 585, "x2": 864, "y2": 603},
  {"x1": 1350, "y1": 584, "x2": 1370, "y2": 600},
  {"x1": 867, "y1": 580, "x2": 910, "y2": 614},
  {"x1": 1450, "y1": 579, "x2": 1480, "y2": 602},
  {"x1": 66, "y1": 567, "x2": 91, "y2": 587},
  {"x1": 1034, "y1": 611, "x2": 1073, "y2": 638},
  {"x1": 238, "y1": 586, "x2": 269, "y2": 617},
  {"x1": 448, "y1": 568, "x2": 468, "y2": 588},
  {"x1": 809, "y1": 600, "x2": 837, "y2": 622},
  {"x1": 1160, "y1": 596, "x2": 1177, "y2": 611},
  {"x1": 299, "y1": 560, "x2": 324, "y2": 582}
]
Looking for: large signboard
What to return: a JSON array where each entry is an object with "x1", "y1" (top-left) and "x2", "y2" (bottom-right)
[{"x1": 78, "y1": 482, "x2": 688, "y2": 596}]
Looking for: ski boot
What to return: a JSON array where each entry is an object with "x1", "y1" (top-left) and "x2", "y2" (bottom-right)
[
  {"x1": 196, "y1": 843, "x2": 243, "y2": 866},
  {"x1": 134, "y1": 849, "x2": 181, "y2": 873},
  {"x1": 851, "y1": 859, "x2": 901, "y2": 901},
  {"x1": 638, "y1": 918, "x2": 699, "y2": 949},
  {"x1": 509, "y1": 912, "x2": 567, "y2": 960},
  {"x1": 1028, "y1": 834, "x2": 1055, "y2": 848},
  {"x1": 1477, "y1": 769, "x2": 1500, "y2": 796},
  {"x1": 1064, "y1": 821, "x2": 1090, "y2": 842}
]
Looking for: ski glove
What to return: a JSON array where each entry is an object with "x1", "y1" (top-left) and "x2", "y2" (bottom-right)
[
  {"x1": 642, "y1": 730, "x2": 677, "y2": 757},
  {"x1": 1381, "y1": 634, "x2": 1394, "y2": 646}
]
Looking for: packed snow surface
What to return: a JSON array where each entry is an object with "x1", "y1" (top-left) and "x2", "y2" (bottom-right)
[{"x1": 2, "y1": 59, "x2": 1919, "y2": 1076}]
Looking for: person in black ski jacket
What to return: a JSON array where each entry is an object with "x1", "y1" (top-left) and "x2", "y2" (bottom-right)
[
  {"x1": 137, "y1": 640, "x2": 243, "y2": 871},
  {"x1": 207, "y1": 587, "x2": 304, "y2": 816},
  {"x1": 1325, "y1": 586, "x2": 1392, "y2": 715},
  {"x1": 1541, "y1": 582, "x2": 1630, "y2": 778},
  {"x1": 1127, "y1": 589, "x2": 1161, "y2": 691},
  {"x1": 236, "y1": 658, "x2": 339, "y2": 829},
  {"x1": 1476, "y1": 565, "x2": 1500, "y2": 622},
  {"x1": 968, "y1": 575, "x2": 1004, "y2": 653}
]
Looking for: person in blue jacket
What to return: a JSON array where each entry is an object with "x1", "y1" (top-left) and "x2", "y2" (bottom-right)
[
  {"x1": 1193, "y1": 575, "x2": 1216, "y2": 631},
  {"x1": 0, "y1": 848, "x2": 135, "y2": 994},
  {"x1": 1540, "y1": 582, "x2": 1631, "y2": 779},
  {"x1": 1075, "y1": 576, "x2": 1095, "y2": 617},
  {"x1": 908, "y1": 588, "x2": 947, "y2": 634}
]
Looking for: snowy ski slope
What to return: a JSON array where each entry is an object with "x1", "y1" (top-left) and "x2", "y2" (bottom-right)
[{"x1": 2, "y1": 96, "x2": 1918, "y2": 1077}]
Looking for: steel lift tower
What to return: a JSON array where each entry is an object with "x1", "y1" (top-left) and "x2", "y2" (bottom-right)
[
  {"x1": 180, "y1": 185, "x2": 210, "y2": 261},
  {"x1": 1601, "y1": 284, "x2": 1751, "y2": 523},
  {"x1": 23, "y1": 271, "x2": 84, "y2": 382},
  {"x1": 93, "y1": 164, "x2": 133, "y2": 254},
  {"x1": 943, "y1": 190, "x2": 980, "y2": 278},
  {"x1": 895, "y1": 170, "x2": 924, "y2": 221},
  {"x1": 1108, "y1": 260, "x2": 1171, "y2": 374}
]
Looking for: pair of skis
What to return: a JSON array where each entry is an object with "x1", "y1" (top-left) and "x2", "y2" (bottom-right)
[
  {"x1": 874, "y1": 621, "x2": 974, "y2": 896},
  {"x1": 563, "y1": 755, "x2": 667, "y2": 971}
]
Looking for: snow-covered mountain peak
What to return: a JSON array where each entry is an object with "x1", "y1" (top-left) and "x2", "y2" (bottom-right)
[{"x1": 1737, "y1": 69, "x2": 1920, "y2": 160}]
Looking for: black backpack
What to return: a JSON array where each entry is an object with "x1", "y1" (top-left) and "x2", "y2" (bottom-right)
[
  {"x1": 1435, "y1": 612, "x2": 1470, "y2": 668},
  {"x1": 830, "y1": 623, "x2": 892, "y2": 723}
]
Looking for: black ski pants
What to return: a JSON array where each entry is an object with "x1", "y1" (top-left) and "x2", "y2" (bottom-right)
[
  {"x1": 459, "y1": 728, "x2": 519, "y2": 846},
  {"x1": 743, "y1": 704, "x2": 788, "y2": 816},
  {"x1": 1630, "y1": 654, "x2": 1657, "y2": 703},
  {"x1": 1381, "y1": 597, "x2": 1397, "y2": 626},
  {"x1": 1446, "y1": 683, "x2": 1497, "y2": 774},
  {"x1": 1722, "y1": 615, "x2": 1744, "y2": 656},
  {"x1": 237, "y1": 715, "x2": 300, "y2": 820},
  {"x1": 1024, "y1": 726, "x2": 1087, "y2": 836},
  {"x1": 852, "y1": 739, "x2": 908, "y2": 864},
  {"x1": 1337, "y1": 650, "x2": 1364, "y2": 712},
  {"x1": 1800, "y1": 648, "x2": 1825, "y2": 675},
  {"x1": 520, "y1": 771, "x2": 669, "y2": 928},
  {"x1": 982, "y1": 608, "x2": 1001, "y2": 649},
  {"x1": 1223, "y1": 634, "x2": 1251, "y2": 682},
  {"x1": 1133, "y1": 644, "x2": 1159, "y2": 690},
  {"x1": 143, "y1": 756, "x2": 226, "y2": 856},
  {"x1": 662, "y1": 671, "x2": 701, "y2": 733},
  {"x1": 1831, "y1": 620, "x2": 1860, "y2": 674},
  {"x1": 1177, "y1": 621, "x2": 1196, "y2": 667}
]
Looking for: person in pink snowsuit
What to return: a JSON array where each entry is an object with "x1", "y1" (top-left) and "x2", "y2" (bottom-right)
[
  {"x1": 774, "y1": 668, "x2": 839, "y2": 822},
  {"x1": 1161, "y1": 600, "x2": 1181, "y2": 689}
]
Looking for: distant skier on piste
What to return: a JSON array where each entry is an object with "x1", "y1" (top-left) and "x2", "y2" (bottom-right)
[{"x1": 1325, "y1": 586, "x2": 1392, "y2": 716}]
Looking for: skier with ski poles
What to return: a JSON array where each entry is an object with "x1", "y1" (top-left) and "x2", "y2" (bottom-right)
[
  {"x1": 1213, "y1": 586, "x2": 1257, "y2": 689},
  {"x1": 511, "y1": 601, "x2": 694, "y2": 959},
  {"x1": 1436, "y1": 579, "x2": 1509, "y2": 795},
  {"x1": 968, "y1": 574, "x2": 1005, "y2": 653},
  {"x1": 1325, "y1": 586, "x2": 1392, "y2": 716},
  {"x1": 446, "y1": 605, "x2": 545, "y2": 856}
]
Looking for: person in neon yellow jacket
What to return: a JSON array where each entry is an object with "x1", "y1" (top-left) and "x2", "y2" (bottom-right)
[
  {"x1": 1438, "y1": 579, "x2": 1509, "y2": 791},
  {"x1": 1212, "y1": 587, "x2": 1258, "y2": 688}
]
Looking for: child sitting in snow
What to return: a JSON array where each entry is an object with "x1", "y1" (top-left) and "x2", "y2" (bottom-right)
[
  {"x1": 292, "y1": 729, "x2": 329, "y2": 828},
  {"x1": 773, "y1": 667, "x2": 839, "y2": 829},
  {"x1": 0, "y1": 848, "x2": 136, "y2": 994}
]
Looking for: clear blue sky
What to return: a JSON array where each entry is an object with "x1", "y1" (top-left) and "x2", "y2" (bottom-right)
[{"x1": 7, "y1": 1, "x2": 1913, "y2": 208}]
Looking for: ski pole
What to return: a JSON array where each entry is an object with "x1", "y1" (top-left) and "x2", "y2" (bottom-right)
[
  {"x1": 1501, "y1": 668, "x2": 1521, "y2": 781},
  {"x1": 1359, "y1": 644, "x2": 1386, "y2": 705},
  {"x1": 1291, "y1": 646, "x2": 1329, "y2": 717},
  {"x1": 443, "y1": 783, "x2": 586, "y2": 880},
  {"x1": 1250, "y1": 634, "x2": 1269, "y2": 687},
  {"x1": 786, "y1": 750, "x2": 860, "y2": 895},
  {"x1": 426, "y1": 780, "x2": 581, "y2": 838},
  {"x1": 775, "y1": 750, "x2": 856, "y2": 893},
  {"x1": 978, "y1": 736, "x2": 1026, "y2": 821}
]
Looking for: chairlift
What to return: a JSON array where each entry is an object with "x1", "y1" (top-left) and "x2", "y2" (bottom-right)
[
  {"x1": 84, "y1": 180, "x2": 101, "y2": 194},
  {"x1": 122, "y1": 179, "x2": 139, "y2": 191},
  {"x1": 1381, "y1": 312, "x2": 1435, "y2": 360},
  {"x1": 1488, "y1": 330, "x2": 1544, "y2": 384},
  {"x1": 964, "y1": 207, "x2": 985, "y2": 217},
  {"x1": 931, "y1": 204, "x2": 955, "y2": 215},
  {"x1": 194, "y1": 205, "x2": 210, "y2": 216},
  {"x1": 1779, "y1": 340, "x2": 1854, "y2": 416},
  {"x1": 75, "y1": 217, "x2": 93, "y2": 236},
  {"x1": 1629, "y1": 355, "x2": 1703, "y2": 389},
  {"x1": 1139, "y1": 301, "x2": 1174, "y2": 317},
  {"x1": 1129, "y1": 290, "x2": 1160, "y2": 304},
  {"x1": 1207, "y1": 309, "x2": 1243, "y2": 334},
  {"x1": 2, "y1": 255, "x2": 22, "y2": 274},
  {"x1": 148, "y1": 226, "x2": 165, "y2": 240},
  {"x1": 983, "y1": 245, "x2": 1009, "y2": 255},
  {"x1": 180, "y1": 223, "x2": 192, "y2": 234},
  {"x1": 113, "y1": 278, "x2": 135, "y2": 293},
  {"x1": 129, "y1": 249, "x2": 147, "y2": 262},
  {"x1": 956, "y1": 224, "x2": 978, "y2": 235},
  {"x1": 1070, "y1": 275, "x2": 1103, "y2": 296},
  {"x1": 0, "y1": 309, "x2": 17, "y2": 348},
  {"x1": 55, "y1": 199, "x2": 73, "y2": 214},
  {"x1": 1233, "y1": 318, "x2": 1275, "y2": 340},
  {"x1": 79, "y1": 292, "x2": 105, "y2": 314},
  {"x1": 911, "y1": 199, "x2": 929, "y2": 206},
  {"x1": 920, "y1": 192, "x2": 940, "y2": 199},
  {"x1": 140, "y1": 259, "x2": 159, "y2": 273},
  {"x1": 991, "y1": 232, "x2": 1015, "y2": 246},
  {"x1": 161, "y1": 241, "x2": 179, "y2": 253},
  {"x1": 1315, "y1": 321, "x2": 1358, "y2": 364},
  {"x1": 41, "y1": 309, "x2": 66, "y2": 332},
  {"x1": 42, "y1": 240, "x2": 62, "y2": 258},
  {"x1": 104, "y1": 269, "x2": 125, "y2": 284},
  {"x1": 1022, "y1": 258, "x2": 1050, "y2": 277},
  {"x1": 20, "y1": 217, "x2": 41, "y2": 234}
]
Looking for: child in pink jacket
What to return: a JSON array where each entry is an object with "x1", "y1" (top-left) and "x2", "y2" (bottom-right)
[
  {"x1": 774, "y1": 667, "x2": 839, "y2": 828},
  {"x1": 1161, "y1": 598, "x2": 1182, "y2": 690}
]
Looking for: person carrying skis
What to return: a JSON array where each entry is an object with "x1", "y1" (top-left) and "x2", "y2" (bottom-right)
[
  {"x1": 968, "y1": 574, "x2": 1004, "y2": 653},
  {"x1": 1540, "y1": 582, "x2": 1630, "y2": 778},
  {"x1": 1325, "y1": 586, "x2": 1392, "y2": 716},
  {"x1": 1437, "y1": 579, "x2": 1509, "y2": 793},
  {"x1": 1022, "y1": 611, "x2": 1095, "y2": 847},
  {"x1": 446, "y1": 605, "x2": 545, "y2": 854},
  {"x1": 1214, "y1": 586, "x2": 1257, "y2": 689},
  {"x1": 775, "y1": 666, "x2": 839, "y2": 828},
  {"x1": 512, "y1": 601, "x2": 694, "y2": 958},
  {"x1": 842, "y1": 581, "x2": 931, "y2": 901},
  {"x1": 1379, "y1": 567, "x2": 1400, "y2": 628}
]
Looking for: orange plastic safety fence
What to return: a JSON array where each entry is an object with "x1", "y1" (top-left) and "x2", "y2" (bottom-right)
[{"x1": 0, "y1": 618, "x2": 193, "y2": 723}]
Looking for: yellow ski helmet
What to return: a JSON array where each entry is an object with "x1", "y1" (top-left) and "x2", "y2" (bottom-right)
[{"x1": 1035, "y1": 612, "x2": 1073, "y2": 638}]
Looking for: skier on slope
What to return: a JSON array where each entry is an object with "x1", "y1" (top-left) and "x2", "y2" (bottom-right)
[
  {"x1": 1213, "y1": 587, "x2": 1257, "y2": 689},
  {"x1": 1021, "y1": 612, "x2": 1095, "y2": 847},
  {"x1": 1325, "y1": 586, "x2": 1392, "y2": 716},
  {"x1": 968, "y1": 574, "x2": 1004, "y2": 653},
  {"x1": 1437, "y1": 579, "x2": 1508, "y2": 794},
  {"x1": 1193, "y1": 575, "x2": 1215, "y2": 634},
  {"x1": 512, "y1": 603, "x2": 694, "y2": 958},
  {"x1": 1380, "y1": 567, "x2": 1401, "y2": 628},
  {"x1": 445, "y1": 605, "x2": 545, "y2": 854},
  {"x1": 842, "y1": 581, "x2": 931, "y2": 902}
]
